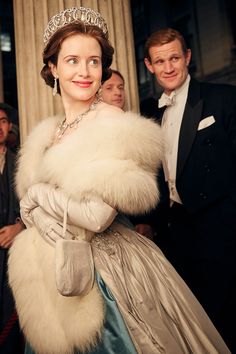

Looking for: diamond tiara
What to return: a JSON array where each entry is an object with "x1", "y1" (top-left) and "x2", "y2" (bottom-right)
[{"x1": 43, "y1": 7, "x2": 108, "y2": 46}]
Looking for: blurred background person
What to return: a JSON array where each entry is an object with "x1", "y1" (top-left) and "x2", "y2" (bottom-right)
[
  {"x1": 0, "y1": 102, "x2": 24, "y2": 353},
  {"x1": 101, "y1": 69, "x2": 125, "y2": 110}
]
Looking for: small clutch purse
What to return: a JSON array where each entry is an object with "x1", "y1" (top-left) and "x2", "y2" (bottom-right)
[{"x1": 55, "y1": 239, "x2": 95, "y2": 297}]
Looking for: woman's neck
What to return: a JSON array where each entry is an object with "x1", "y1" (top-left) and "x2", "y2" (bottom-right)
[
  {"x1": 53, "y1": 95, "x2": 102, "y2": 144},
  {"x1": 62, "y1": 96, "x2": 97, "y2": 124}
]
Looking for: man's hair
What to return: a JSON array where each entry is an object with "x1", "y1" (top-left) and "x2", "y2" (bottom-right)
[
  {"x1": 0, "y1": 103, "x2": 18, "y2": 123},
  {"x1": 111, "y1": 69, "x2": 125, "y2": 83},
  {"x1": 144, "y1": 28, "x2": 188, "y2": 61}
]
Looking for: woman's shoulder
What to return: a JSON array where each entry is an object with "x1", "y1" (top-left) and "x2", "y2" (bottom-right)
[
  {"x1": 93, "y1": 101, "x2": 161, "y2": 134},
  {"x1": 96, "y1": 102, "x2": 159, "y2": 123},
  {"x1": 24, "y1": 116, "x2": 60, "y2": 143},
  {"x1": 32, "y1": 115, "x2": 61, "y2": 132},
  {"x1": 96, "y1": 102, "x2": 124, "y2": 116}
]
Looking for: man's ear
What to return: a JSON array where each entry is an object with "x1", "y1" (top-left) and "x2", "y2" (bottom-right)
[
  {"x1": 185, "y1": 49, "x2": 191, "y2": 67},
  {"x1": 48, "y1": 61, "x2": 58, "y2": 78},
  {"x1": 144, "y1": 58, "x2": 154, "y2": 74}
]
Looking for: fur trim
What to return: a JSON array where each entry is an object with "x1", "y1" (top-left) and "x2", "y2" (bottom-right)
[
  {"x1": 15, "y1": 116, "x2": 60, "y2": 199},
  {"x1": 8, "y1": 228, "x2": 104, "y2": 354},
  {"x1": 16, "y1": 108, "x2": 163, "y2": 214}
]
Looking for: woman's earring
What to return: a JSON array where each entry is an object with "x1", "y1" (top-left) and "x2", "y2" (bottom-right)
[{"x1": 53, "y1": 77, "x2": 58, "y2": 96}]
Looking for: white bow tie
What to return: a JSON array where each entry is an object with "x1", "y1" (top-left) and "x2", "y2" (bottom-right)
[{"x1": 158, "y1": 91, "x2": 176, "y2": 108}]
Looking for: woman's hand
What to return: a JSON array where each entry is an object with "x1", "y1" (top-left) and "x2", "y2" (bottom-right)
[{"x1": 21, "y1": 183, "x2": 118, "y2": 233}]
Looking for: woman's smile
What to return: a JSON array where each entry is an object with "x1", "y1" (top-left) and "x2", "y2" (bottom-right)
[{"x1": 73, "y1": 80, "x2": 93, "y2": 88}]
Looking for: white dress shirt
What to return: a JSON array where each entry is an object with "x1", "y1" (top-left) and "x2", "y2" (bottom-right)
[{"x1": 161, "y1": 75, "x2": 190, "y2": 204}]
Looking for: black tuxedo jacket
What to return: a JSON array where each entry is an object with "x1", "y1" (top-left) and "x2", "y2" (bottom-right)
[{"x1": 156, "y1": 78, "x2": 236, "y2": 213}]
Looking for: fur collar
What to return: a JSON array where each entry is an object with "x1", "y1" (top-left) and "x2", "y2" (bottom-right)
[{"x1": 16, "y1": 105, "x2": 163, "y2": 215}]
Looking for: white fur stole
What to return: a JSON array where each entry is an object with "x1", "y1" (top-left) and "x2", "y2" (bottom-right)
[{"x1": 9, "y1": 106, "x2": 163, "y2": 353}]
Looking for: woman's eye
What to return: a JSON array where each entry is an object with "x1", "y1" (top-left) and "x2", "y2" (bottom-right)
[
  {"x1": 67, "y1": 58, "x2": 77, "y2": 64},
  {"x1": 89, "y1": 58, "x2": 100, "y2": 66}
]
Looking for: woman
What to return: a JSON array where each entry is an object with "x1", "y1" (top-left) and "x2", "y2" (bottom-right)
[
  {"x1": 101, "y1": 69, "x2": 125, "y2": 109},
  {"x1": 8, "y1": 7, "x2": 230, "y2": 354}
]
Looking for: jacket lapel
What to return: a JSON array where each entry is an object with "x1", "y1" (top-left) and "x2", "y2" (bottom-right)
[{"x1": 176, "y1": 79, "x2": 203, "y2": 178}]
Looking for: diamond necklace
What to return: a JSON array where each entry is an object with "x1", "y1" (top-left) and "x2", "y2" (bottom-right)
[{"x1": 56, "y1": 96, "x2": 101, "y2": 140}]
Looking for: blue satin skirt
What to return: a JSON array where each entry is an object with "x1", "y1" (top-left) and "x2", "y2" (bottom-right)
[{"x1": 25, "y1": 272, "x2": 137, "y2": 354}]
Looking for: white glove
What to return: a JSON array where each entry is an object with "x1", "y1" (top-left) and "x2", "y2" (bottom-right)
[{"x1": 20, "y1": 183, "x2": 118, "y2": 233}]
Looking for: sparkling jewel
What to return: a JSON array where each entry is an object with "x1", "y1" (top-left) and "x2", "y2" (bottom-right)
[
  {"x1": 56, "y1": 96, "x2": 101, "y2": 139},
  {"x1": 44, "y1": 7, "x2": 108, "y2": 47}
]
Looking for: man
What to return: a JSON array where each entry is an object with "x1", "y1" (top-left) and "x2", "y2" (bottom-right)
[
  {"x1": 101, "y1": 69, "x2": 125, "y2": 110},
  {"x1": 0, "y1": 103, "x2": 24, "y2": 353},
  {"x1": 144, "y1": 28, "x2": 236, "y2": 352}
]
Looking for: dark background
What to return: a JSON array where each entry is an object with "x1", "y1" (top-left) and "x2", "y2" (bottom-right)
[{"x1": 0, "y1": 0, "x2": 17, "y2": 117}]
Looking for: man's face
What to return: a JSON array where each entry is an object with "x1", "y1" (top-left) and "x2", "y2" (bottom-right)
[
  {"x1": 0, "y1": 110, "x2": 12, "y2": 146},
  {"x1": 101, "y1": 73, "x2": 125, "y2": 109},
  {"x1": 145, "y1": 39, "x2": 191, "y2": 95}
]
